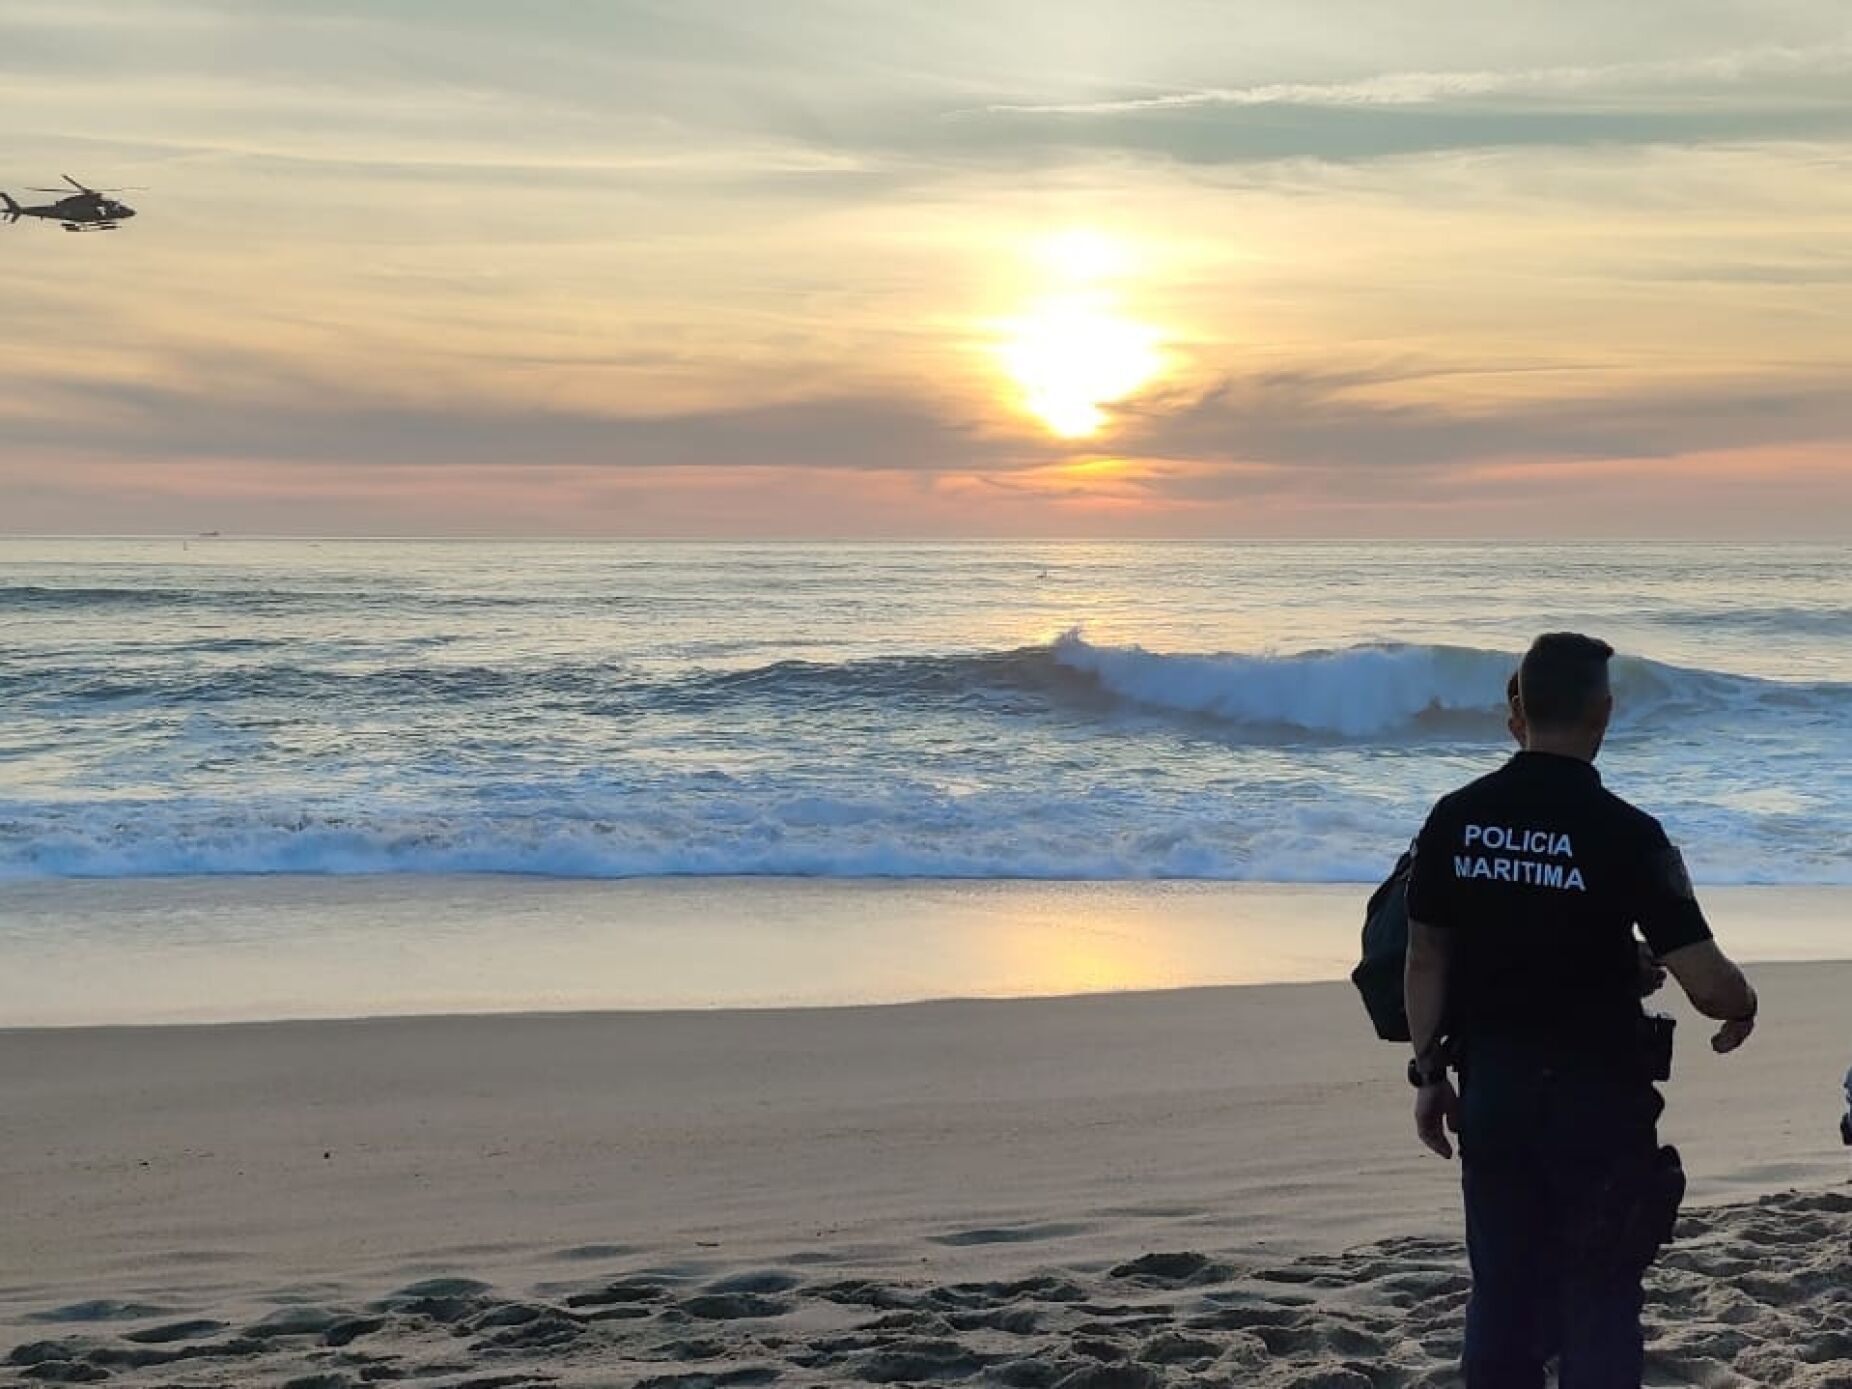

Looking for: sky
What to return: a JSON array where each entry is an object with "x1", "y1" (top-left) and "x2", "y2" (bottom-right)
[{"x1": 1, "y1": 0, "x2": 1849, "y2": 538}]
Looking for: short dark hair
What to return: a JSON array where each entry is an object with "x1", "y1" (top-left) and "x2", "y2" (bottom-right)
[{"x1": 1518, "y1": 632, "x2": 1614, "y2": 729}]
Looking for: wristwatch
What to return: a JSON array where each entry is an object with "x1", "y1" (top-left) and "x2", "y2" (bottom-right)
[{"x1": 1407, "y1": 1057, "x2": 1449, "y2": 1088}]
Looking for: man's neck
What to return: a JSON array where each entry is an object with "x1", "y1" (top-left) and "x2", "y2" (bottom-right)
[{"x1": 1523, "y1": 731, "x2": 1599, "y2": 762}]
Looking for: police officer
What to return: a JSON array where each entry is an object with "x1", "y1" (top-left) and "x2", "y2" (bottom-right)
[{"x1": 1404, "y1": 632, "x2": 1758, "y2": 1389}]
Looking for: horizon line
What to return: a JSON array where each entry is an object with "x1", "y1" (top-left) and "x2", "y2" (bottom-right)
[{"x1": 2, "y1": 532, "x2": 1849, "y2": 547}]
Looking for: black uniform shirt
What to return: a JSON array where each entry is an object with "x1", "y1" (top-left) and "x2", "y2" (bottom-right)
[{"x1": 1406, "y1": 751, "x2": 1713, "y2": 1053}]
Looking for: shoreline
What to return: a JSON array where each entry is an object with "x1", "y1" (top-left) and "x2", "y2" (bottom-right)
[
  {"x1": 3, "y1": 876, "x2": 1848, "y2": 1028},
  {"x1": 11, "y1": 956, "x2": 1852, "y2": 1035}
]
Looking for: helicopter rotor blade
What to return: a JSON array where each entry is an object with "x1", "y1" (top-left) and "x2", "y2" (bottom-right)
[{"x1": 63, "y1": 174, "x2": 94, "y2": 194}]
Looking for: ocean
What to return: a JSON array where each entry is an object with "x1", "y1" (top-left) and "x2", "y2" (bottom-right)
[{"x1": 3, "y1": 537, "x2": 1849, "y2": 887}]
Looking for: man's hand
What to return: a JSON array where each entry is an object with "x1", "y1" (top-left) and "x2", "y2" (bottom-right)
[
  {"x1": 1711, "y1": 1014, "x2": 1755, "y2": 1053},
  {"x1": 1635, "y1": 942, "x2": 1667, "y2": 998},
  {"x1": 1415, "y1": 1078, "x2": 1460, "y2": 1160},
  {"x1": 1710, "y1": 982, "x2": 1758, "y2": 1053}
]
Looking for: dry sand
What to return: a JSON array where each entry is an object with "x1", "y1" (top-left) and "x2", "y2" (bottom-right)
[{"x1": 3, "y1": 964, "x2": 1848, "y2": 1388}]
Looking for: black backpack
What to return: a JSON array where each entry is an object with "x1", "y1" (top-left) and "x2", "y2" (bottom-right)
[{"x1": 1352, "y1": 846, "x2": 1415, "y2": 1042}]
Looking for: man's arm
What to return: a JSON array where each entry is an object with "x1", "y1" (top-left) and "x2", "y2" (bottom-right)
[
  {"x1": 1629, "y1": 824, "x2": 1755, "y2": 1054},
  {"x1": 1406, "y1": 918, "x2": 1452, "y2": 1067},
  {"x1": 1406, "y1": 918, "x2": 1459, "y2": 1158},
  {"x1": 1660, "y1": 939, "x2": 1758, "y2": 1053}
]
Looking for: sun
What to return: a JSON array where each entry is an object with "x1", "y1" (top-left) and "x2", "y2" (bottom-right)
[
  {"x1": 995, "y1": 229, "x2": 1164, "y2": 439},
  {"x1": 1001, "y1": 297, "x2": 1162, "y2": 439}
]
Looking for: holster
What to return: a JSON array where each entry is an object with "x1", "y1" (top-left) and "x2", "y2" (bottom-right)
[
  {"x1": 1636, "y1": 1013, "x2": 1675, "y2": 1083},
  {"x1": 1572, "y1": 1143, "x2": 1686, "y2": 1273},
  {"x1": 1622, "y1": 1144, "x2": 1687, "y2": 1270}
]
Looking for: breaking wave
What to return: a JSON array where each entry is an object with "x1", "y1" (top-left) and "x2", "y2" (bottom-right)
[
  {"x1": 660, "y1": 633, "x2": 1843, "y2": 740},
  {"x1": 12, "y1": 633, "x2": 1846, "y2": 741},
  {"x1": 1046, "y1": 633, "x2": 1845, "y2": 736}
]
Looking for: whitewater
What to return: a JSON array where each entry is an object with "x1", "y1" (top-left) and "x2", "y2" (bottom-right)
[{"x1": 2, "y1": 538, "x2": 1848, "y2": 885}]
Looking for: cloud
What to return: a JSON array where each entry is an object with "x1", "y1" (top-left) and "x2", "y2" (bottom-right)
[
  {"x1": 978, "y1": 43, "x2": 1852, "y2": 115},
  {"x1": 913, "y1": 37, "x2": 1852, "y2": 169},
  {"x1": 1108, "y1": 368, "x2": 1852, "y2": 478},
  {"x1": 9, "y1": 353, "x2": 1845, "y2": 499},
  {"x1": 11, "y1": 5, "x2": 1852, "y2": 193},
  {"x1": 0, "y1": 370, "x2": 1046, "y2": 474}
]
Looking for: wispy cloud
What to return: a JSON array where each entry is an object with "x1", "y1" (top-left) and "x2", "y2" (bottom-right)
[{"x1": 978, "y1": 42, "x2": 1852, "y2": 116}]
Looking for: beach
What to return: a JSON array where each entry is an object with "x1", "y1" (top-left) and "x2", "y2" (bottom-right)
[
  {"x1": 7, "y1": 0, "x2": 1852, "y2": 1368},
  {"x1": 5, "y1": 949, "x2": 1847, "y2": 1387},
  {"x1": 4, "y1": 542, "x2": 1849, "y2": 1384}
]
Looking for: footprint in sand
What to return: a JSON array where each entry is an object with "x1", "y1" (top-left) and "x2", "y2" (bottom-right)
[
  {"x1": 928, "y1": 1221, "x2": 1093, "y2": 1247},
  {"x1": 704, "y1": 1270, "x2": 803, "y2": 1296},
  {"x1": 24, "y1": 1300, "x2": 173, "y2": 1326},
  {"x1": 565, "y1": 1276, "x2": 673, "y2": 1309},
  {"x1": 120, "y1": 1317, "x2": 228, "y2": 1344},
  {"x1": 851, "y1": 1336, "x2": 993, "y2": 1383},
  {"x1": 677, "y1": 1292, "x2": 793, "y2": 1321},
  {"x1": 1107, "y1": 1251, "x2": 1230, "y2": 1286}
]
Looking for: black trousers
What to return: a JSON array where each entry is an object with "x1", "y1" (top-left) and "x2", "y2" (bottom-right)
[{"x1": 1458, "y1": 1043, "x2": 1663, "y2": 1389}]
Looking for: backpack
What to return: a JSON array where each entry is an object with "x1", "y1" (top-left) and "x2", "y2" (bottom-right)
[{"x1": 1352, "y1": 846, "x2": 1415, "y2": 1042}]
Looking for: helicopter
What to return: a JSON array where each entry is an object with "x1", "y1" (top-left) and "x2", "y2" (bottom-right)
[{"x1": 2, "y1": 175, "x2": 140, "y2": 232}]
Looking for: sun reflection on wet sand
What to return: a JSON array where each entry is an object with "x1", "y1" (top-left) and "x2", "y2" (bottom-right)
[{"x1": 0, "y1": 879, "x2": 1844, "y2": 1025}]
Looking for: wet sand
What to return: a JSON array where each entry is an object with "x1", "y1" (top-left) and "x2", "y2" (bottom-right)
[{"x1": 2, "y1": 876, "x2": 1847, "y2": 1025}]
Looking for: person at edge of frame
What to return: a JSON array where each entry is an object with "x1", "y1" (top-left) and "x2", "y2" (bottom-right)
[
  {"x1": 1403, "y1": 632, "x2": 1759, "y2": 1389},
  {"x1": 1841, "y1": 1063, "x2": 1851, "y2": 1146}
]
